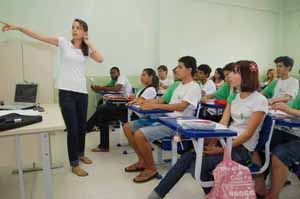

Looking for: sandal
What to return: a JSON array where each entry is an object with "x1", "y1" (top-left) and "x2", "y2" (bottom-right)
[
  {"x1": 79, "y1": 156, "x2": 93, "y2": 164},
  {"x1": 133, "y1": 170, "x2": 158, "y2": 183},
  {"x1": 125, "y1": 163, "x2": 145, "y2": 172}
]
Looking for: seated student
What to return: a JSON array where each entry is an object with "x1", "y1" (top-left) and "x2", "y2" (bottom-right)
[
  {"x1": 91, "y1": 67, "x2": 133, "y2": 97},
  {"x1": 261, "y1": 56, "x2": 299, "y2": 105},
  {"x1": 148, "y1": 60, "x2": 268, "y2": 199},
  {"x1": 212, "y1": 67, "x2": 225, "y2": 89},
  {"x1": 201, "y1": 62, "x2": 235, "y2": 103},
  {"x1": 123, "y1": 56, "x2": 201, "y2": 183},
  {"x1": 87, "y1": 68, "x2": 159, "y2": 152},
  {"x1": 261, "y1": 68, "x2": 276, "y2": 89},
  {"x1": 256, "y1": 96, "x2": 300, "y2": 199},
  {"x1": 195, "y1": 64, "x2": 216, "y2": 96},
  {"x1": 158, "y1": 65, "x2": 173, "y2": 90}
]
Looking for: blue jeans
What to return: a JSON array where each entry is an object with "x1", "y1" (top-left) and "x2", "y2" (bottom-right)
[
  {"x1": 59, "y1": 90, "x2": 88, "y2": 167},
  {"x1": 154, "y1": 145, "x2": 252, "y2": 198}
]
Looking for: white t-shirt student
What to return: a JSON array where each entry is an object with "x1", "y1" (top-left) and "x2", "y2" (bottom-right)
[
  {"x1": 116, "y1": 75, "x2": 133, "y2": 97},
  {"x1": 201, "y1": 79, "x2": 216, "y2": 96},
  {"x1": 55, "y1": 37, "x2": 89, "y2": 94},
  {"x1": 136, "y1": 87, "x2": 157, "y2": 100},
  {"x1": 229, "y1": 91, "x2": 268, "y2": 151},
  {"x1": 167, "y1": 81, "x2": 201, "y2": 117},
  {"x1": 160, "y1": 79, "x2": 173, "y2": 87},
  {"x1": 273, "y1": 77, "x2": 299, "y2": 101}
]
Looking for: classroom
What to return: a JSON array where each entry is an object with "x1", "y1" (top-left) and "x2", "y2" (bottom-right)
[{"x1": 0, "y1": 0, "x2": 300, "y2": 199}]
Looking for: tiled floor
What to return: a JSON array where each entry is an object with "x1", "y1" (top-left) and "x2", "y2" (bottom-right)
[{"x1": 0, "y1": 130, "x2": 299, "y2": 199}]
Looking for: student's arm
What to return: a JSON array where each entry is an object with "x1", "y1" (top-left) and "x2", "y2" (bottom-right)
[
  {"x1": 100, "y1": 84, "x2": 123, "y2": 92},
  {"x1": 1, "y1": 21, "x2": 58, "y2": 46},
  {"x1": 218, "y1": 104, "x2": 231, "y2": 127},
  {"x1": 201, "y1": 93, "x2": 215, "y2": 103},
  {"x1": 140, "y1": 100, "x2": 189, "y2": 112},
  {"x1": 84, "y1": 38, "x2": 104, "y2": 63},
  {"x1": 268, "y1": 95, "x2": 291, "y2": 105},
  {"x1": 205, "y1": 111, "x2": 265, "y2": 155},
  {"x1": 140, "y1": 98, "x2": 165, "y2": 105},
  {"x1": 272, "y1": 103, "x2": 300, "y2": 117}
]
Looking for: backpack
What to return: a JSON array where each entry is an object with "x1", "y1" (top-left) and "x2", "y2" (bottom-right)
[{"x1": 207, "y1": 146, "x2": 256, "y2": 199}]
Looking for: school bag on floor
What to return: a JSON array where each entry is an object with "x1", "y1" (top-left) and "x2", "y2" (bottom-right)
[{"x1": 207, "y1": 146, "x2": 256, "y2": 199}]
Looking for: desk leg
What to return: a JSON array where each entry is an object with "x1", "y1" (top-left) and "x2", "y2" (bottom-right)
[
  {"x1": 15, "y1": 135, "x2": 26, "y2": 199},
  {"x1": 40, "y1": 133, "x2": 53, "y2": 199},
  {"x1": 192, "y1": 138, "x2": 213, "y2": 188}
]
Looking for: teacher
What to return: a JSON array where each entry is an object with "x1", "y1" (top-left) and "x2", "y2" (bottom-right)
[{"x1": 1, "y1": 19, "x2": 104, "y2": 177}]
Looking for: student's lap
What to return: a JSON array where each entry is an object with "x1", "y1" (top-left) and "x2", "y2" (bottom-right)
[
  {"x1": 128, "y1": 118, "x2": 174, "y2": 142},
  {"x1": 273, "y1": 139, "x2": 300, "y2": 167}
]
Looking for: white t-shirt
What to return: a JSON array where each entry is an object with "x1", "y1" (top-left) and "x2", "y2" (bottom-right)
[
  {"x1": 55, "y1": 37, "x2": 89, "y2": 93},
  {"x1": 273, "y1": 77, "x2": 299, "y2": 102},
  {"x1": 229, "y1": 91, "x2": 268, "y2": 151},
  {"x1": 167, "y1": 81, "x2": 201, "y2": 117},
  {"x1": 136, "y1": 87, "x2": 157, "y2": 100},
  {"x1": 160, "y1": 79, "x2": 173, "y2": 87},
  {"x1": 201, "y1": 79, "x2": 216, "y2": 96},
  {"x1": 116, "y1": 75, "x2": 133, "y2": 97}
]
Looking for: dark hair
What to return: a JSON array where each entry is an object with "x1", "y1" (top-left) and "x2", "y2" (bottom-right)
[
  {"x1": 197, "y1": 64, "x2": 212, "y2": 78},
  {"x1": 143, "y1": 68, "x2": 159, "y2": 90},
  {"x1": 223, "y1": 62, "x2": 235, "y2": 72},
  {"x1": 274, "y1": 56, "x2": 294, "y2": 71},
  {"x1": 72, "y1": 19, "x2": 89, "y2": 56},
  {"x1": 158, "y1": 65, "x2": 168, "y2": 72},
  {"x1": 178, "y1": 56, "x2": 197, "y2": 76},
  {"x1": 212, "y1": 68, "x2": 225, "y2": 81},
  {"x1": 110, "y1": 67, "x2": 120, "y2": 73},
  {"x1": 235, "y1": 60, "x2": 260, "y2": 92}
]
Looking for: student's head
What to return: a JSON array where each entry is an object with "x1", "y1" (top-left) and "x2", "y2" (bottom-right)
[
  {"x1": 72, "y1": 19, "x2": 89, "y2": 56},
  {"x1": 196, "y1": 64, "x2": 212, "y2": 81},
  {"x1": 172, "y1": 67, "x2": 180, "y2": 81},
  {"x1": 157, "y1": 65, "x2": 168, "y2": 80},
  {"x1": 222, "y1": 62, "x2": 235, "y2": 82},
  {"x1": 274, "y1": 56, "x2": 294, "y2": 77},
  {"x1": 176, "y1": 56, "x2": 197, "y2": 80},
  {"x1": 266, "y1": 68, "x2": 276, "y2": 81},
  {"x1": 110, "y1": 67, "x2": 120, "y2": 80},
  {"x1": 213, "y1": 68, "x2": 225, "y2": 81},
  {"x1": 229, "y1": 60, "x2": 260, "y2": 92},
  {"x1": 141, "y1": 68, "x2": 159, "y2": 89}
]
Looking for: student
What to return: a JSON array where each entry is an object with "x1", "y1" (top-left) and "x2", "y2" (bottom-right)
[
  {"x1": 123, "y1": 56, "x2": 201, "y2": 183},
  {"x1": 158, "y1": 65, "x2": 173, "y2": 90},
  {"x1": 91, "y1": 67, "x2": 133, "y2": 97},
  {"x1": 212, "y1": 67, "x2": 225, "y2": 89},
  {"x1": 148, "y1": 60, "x2": 268, "y2": 198},
  {"x1": 256, "y1": 96, "x2": 300, "y2": 199},
  {"x1": 196, "y1": 64, "x2": 216, "y2": 96},
  {"x1": 261, "y1": 56, "x2": 298, "y2": 105},
  {"x1": 201, "y1": 62, "x2": 235, "y2": 103},
  {"x1": 1, "y1": 19, "x2": 104, "y2": 176},
  {"x1": 261, "y1": 68, "x2": 276, "y2": 89},
  {"x1": 87, "y1": 68, "x2": 159, "y2": 152}
]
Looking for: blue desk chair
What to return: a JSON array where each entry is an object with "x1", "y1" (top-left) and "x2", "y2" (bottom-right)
[
  {"x1": 154, "y1": 103, "x2": 201, "y2": 165},
  {"x1": 248, "y1": 115, "x2": 275, "y2": 174}
]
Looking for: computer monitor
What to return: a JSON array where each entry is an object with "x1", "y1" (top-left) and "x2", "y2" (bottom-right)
[{"x1": 14, "y1": 84, "x2": 38, "y2": 103}]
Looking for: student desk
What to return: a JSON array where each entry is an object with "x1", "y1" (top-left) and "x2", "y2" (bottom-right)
[
  {"x1": 127, "y1": 105, "x2": 172, "y2": 115},
  {"x1": 157, "y1": 117, "x2": 237, "y2": 187},
  {"x1": 269, "y1": 112, "x2": 300, "y2": 128},
  {"x1": 0, "y1": 104, "x2": 65, "y2": 199}
]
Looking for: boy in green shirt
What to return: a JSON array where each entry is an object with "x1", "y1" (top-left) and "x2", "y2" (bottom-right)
[{"x1": 201, "y1": 62, "x2": 236, "y2": 103}]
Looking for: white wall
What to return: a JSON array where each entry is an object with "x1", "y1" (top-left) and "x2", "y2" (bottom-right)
[
  {"x1": 0, "y1": 0, "x2": 160, "y2": 76},
  {"x1": 281, "y1": 0, "x2": 300, "y2": 73},
  {"x1": 0, "y1": 0, "x2": 298, "y2": 76},
  {"x1": 159, "y1": 0, "x2": 282, "y2": 74}
]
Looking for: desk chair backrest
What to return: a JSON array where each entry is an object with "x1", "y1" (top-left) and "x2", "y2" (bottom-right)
[{"x1": 250, "y1": 115, "x2": 275, "y2": 174}]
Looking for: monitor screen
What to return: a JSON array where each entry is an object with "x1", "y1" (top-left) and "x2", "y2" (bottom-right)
[{"x1": 14, "y1": 84, "x2": 38, "y2": 103}]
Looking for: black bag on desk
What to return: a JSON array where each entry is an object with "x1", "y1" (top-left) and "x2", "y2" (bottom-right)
[{"x1": 0, "y1": 113, "x2": 43, "y2": 131}]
